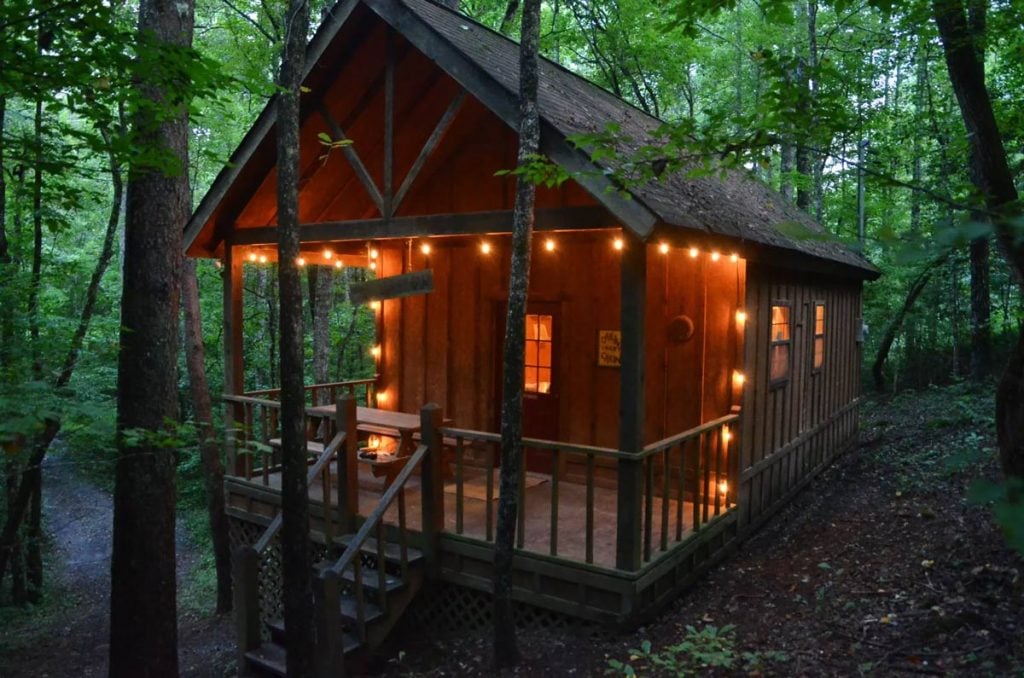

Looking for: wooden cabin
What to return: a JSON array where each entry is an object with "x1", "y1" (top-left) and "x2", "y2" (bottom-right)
[{"x1": 183, "y1": 0, "x2": 878, "y2": 672}]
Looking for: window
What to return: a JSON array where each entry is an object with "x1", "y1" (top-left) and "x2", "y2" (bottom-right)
[
  {"x1": 524, "y1": 314, "x2": 553, "y2": 394},
  {"x1": 769, "y1": 304, "x2": 791, "y2": 383},
  {"x1": 813, "y1": 303, "x2": 825, "y2": 370}
]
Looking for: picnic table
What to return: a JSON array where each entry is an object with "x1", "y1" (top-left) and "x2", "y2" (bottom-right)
[{"x1": 306, "y1": 404, "x2": 448, "y2": 486}]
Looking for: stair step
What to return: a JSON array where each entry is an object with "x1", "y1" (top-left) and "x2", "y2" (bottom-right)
[
  {"x1": 340, "y1": 565, "x2": 406, "y2": 594},
  {"x1": 340, "y1": 593, "x2": 384, "y2": 624},
  {"x1": 264, "y1": 621, "x2": 362, "y2": 656},
  {"x1": 244, "y1": 642, "x2": 286, "y2": 676},
  {"x1": 333, "y1": 534, "x2": 425, "y2": 566}
]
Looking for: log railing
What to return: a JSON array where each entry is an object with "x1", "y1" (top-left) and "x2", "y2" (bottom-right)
[
  {"x1": 233, "y1": 397, "x2": 357, "y2": 669},
  {"x1": 639, "y1": 413, "x2": 738, "y2": 563},
  {"x1": 313, "y1": 404, "x2": 445, "y2": 672},
  {"x1": 223, "y1": 394, "x2": 286, "y2": 483},
  {"x1": 439, "y1": 413, "x2": 738, "y2": 567},
  {"x1": 244, "y1": 376, "x2": 377, "y2": 408}
]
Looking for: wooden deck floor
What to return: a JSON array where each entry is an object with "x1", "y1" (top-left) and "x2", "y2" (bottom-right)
[{"x1": 252, "y1": 465, "x2": 700, "y2": 569}]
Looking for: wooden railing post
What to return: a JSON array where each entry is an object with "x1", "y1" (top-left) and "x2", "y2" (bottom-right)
[
  {"x1": 313, "y1": 570, "x2": 343, "y2": 678},
  {"x1": 419, "y1": 403, "x2": 444, "y2": 577},
  {"x1": 336, "y1": 393, "x2": 358, "y2": 532},
  {"x1": 233, "y1": 546, "x2": 261, "y2": 667}
]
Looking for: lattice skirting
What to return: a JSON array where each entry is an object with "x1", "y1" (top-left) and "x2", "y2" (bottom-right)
[
  {"x1": 400, "y1": 581, "x2": 599, "y2": 637},
  {"x1": 228, "y1": 516, "x2": 328, "y2": 636}
]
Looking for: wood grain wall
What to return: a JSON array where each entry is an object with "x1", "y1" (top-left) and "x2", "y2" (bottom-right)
[
  {"x1": 738, "y1": 262, "x2": 863, "y2": 528},
  {"x1": 376, "y1": 236, "x2": 745, "y2": 448}
]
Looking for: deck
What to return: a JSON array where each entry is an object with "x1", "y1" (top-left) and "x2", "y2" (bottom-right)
[{"x1": 228, "y1": 464, "x2": 703, "y2": 569}]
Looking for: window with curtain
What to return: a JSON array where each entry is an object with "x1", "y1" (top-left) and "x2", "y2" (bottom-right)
[
  {"x1": 813, "y1": 303, "x2": 825, "y2": 370},
  {"x1": 524, "y1": 314, "x2": 553, "y2": 394}
]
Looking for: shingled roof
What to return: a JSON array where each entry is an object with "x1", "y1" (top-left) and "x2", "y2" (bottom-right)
[
  {"x1": 185, "y1": 0, "x2": 878, "y2": 279},
  {"x1": 396, "y1": 0, "x2": 875, "y2": 277}
]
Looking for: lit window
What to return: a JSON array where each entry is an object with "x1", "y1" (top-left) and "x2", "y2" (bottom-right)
[
  {"x1": 524, "y1": 314, "x2": 553, "y2": 394},
  {"x1": 813, "y1": 303, "x2": 825, "y2": 370},
  {"x1": 770, "y1": 304, "x2": 791, "y2": 383}
]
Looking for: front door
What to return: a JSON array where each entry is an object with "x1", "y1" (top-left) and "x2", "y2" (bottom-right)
[{"x1": 494, "y1": 302, "x2": 560, "y2": 473}]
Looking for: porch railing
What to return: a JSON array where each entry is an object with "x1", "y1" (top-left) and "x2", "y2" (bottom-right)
[
  {"x1": 244, "y1": 377, "x2": 377, "y2": 408},
  {"x1": 439, "y1": 413, "x2": 738, "y2": 568}
]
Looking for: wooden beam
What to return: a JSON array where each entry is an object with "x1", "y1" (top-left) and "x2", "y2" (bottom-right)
[
  {"x1": 349, "y1": 269, "x2": 433, "y2": 304},
  {"x1": 392, "y1": 89, "x2": 466, "y2": 214},
  {"x1": 229, "y1": 205, "x2": 618, "y2": 245},
  {"x1": 361, "y1": 0, "x2": 660, "y2": 241},
  {"x1": 223, "y1": 246, "x2": 244, "y2": 394},
  {"x1": 383, "y1": 28, "x2": 395, "y2": 218},
  {"x1": 616, "y1": 233, "x2": 646, "y2": 571},
  {"x1": 317, "y1": 104, "x2": 386, "y2": 214},
  {"x1": 183, "y1": 0, "x2": 362, "y2": 253}
]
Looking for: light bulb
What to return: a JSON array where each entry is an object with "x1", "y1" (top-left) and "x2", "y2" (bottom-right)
[
  {"x1": 370, "y1": 345, "x2": 381, "y2": 359},
  {"x1": 480, "y1": 241, "x2": 492, "y2": 254},
  {"x1": 688, "y1": 247, "x2": 698, "y2": 258},
  {"x1": 247, "y1": 252, "x2": 257, "y2": 263},
  {"x1": 421, "y1": 242, "x2": 431, "y2": 255},
  {"x1": 711, "y1": 251, "x2": 721, "y2": 262},
  {"x1": 370, "y1": 261, "x2": 377, "y2": 271},
  {"x1": 659, "y1": 242, "x2": 670, "y2": 254},
  {"x1": 613, "y1": 237, "x2": 624, "y2": 251},
  {"x1": 323, "y1": 249, "x2": 333, "y2": 259},
  {"x1": 258, "y1": 255, "x2": 268, "y2": 264},
  {"x1": 370, "y1": 301, "x2": 381, "y2": 311},
  {"x1": 296, "y1": 257, "x2": 305, "y2": 267},
  {"x1": 334, "y1": 260, "x2": 343, "y2": 269},
  {"x1": 736, "y1": 310, "x2": 747, "y2": 324},
  {"x1": 730, "y1": 252, "x2": 739, "y2": 263},
  {"x1": 369, "y1": 248, "x2": 379, "y2": 260},
  {"x1": 544, "y1": 238, "x2": 555, "y2": 252}
]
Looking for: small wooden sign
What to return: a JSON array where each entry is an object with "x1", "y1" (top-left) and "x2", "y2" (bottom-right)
[
  {"x1": 349, "y1": 269, "x2": 434, "y2": 305},
  {"x1": 598, "y1": 330, "x2": 621, "y2": 367}
]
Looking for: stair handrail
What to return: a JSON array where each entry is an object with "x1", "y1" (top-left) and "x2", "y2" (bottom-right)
[
  {"x1": 252, "y1": 429, "x2": 347, "y2": 554},
  {"x1": 322, "y1": 442, "x2": 428, "y2": 579},
  {"x1": 234, "y1": 427, "x2": 348, "y2": 669}
]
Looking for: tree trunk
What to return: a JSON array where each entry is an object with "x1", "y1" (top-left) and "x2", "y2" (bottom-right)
[
  {"x1": 275, "y1": 0, "x2": 313, "y2": 674},
  {"x1": 873, "y1": 254, "x2": 948, "y2": 391},
  {"x1": 29, "y1": 98, "x2": 43, "y2": 379},
  {"x1": 970, "y1": 235, "x2": 992, "y2": 379},
  {"x1": 493, "y1": 0, "x2": 540, "y2": 668},
  {"x1": 933, "y1": 0, "x2": 1023, "y2": 478},
  {"x1": 312, "y1": 265, "x2": 333, "y2": 402},
  {"x1": 182, "y1": 258, "x2": 232, "y2": 613},
  {"x1": 0, "y1": 121, "x2": 124, "y2": 590},
  {"x1": 109, "y1": 0, "x2": 194, "y2": 673}
]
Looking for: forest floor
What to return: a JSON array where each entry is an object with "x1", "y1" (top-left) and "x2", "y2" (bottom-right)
[
  {"x1": 382, "y1": 381, "x2": 1024, "y2": 677},
  {"x1": 1, "y1": 381, "x2": 1021, "y2": 677}
]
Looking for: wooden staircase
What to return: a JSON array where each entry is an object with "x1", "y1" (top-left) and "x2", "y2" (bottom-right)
[
  {"x1": 234, "y1": 399, "x2": 446, "y2": 677},
  {"x1": 242, "y1": 536, "x2": 426, "y2": 676}
]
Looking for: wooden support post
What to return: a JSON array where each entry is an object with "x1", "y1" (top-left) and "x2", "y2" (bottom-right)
[
  {"x1": 223, "y1": 246, "x2": 245, "y2": 474},
  {"x1": 419, "y1": 403, "x2": 444, "y2": 577},
  {"x1": 314, "y1": 570, "x2": 343, "y2": 678},
  {"x1": 233, "y1": 546, "x2": 261, "y2": 668},
  {"x1": 336, "y1": 393, "x2": 358, "y2": 531},
  {"x1": 616, "y1": 233, "x2": 646, "y2": 572}
]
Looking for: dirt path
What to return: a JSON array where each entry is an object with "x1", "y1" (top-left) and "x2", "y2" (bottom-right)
[{"x1": 0, "y1": 452, "x2": 234, "y2": 677}]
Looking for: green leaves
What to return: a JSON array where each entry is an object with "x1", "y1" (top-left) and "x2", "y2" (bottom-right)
[{"x1": 494, "y1": 153, "x2": 570, "y2": 188}]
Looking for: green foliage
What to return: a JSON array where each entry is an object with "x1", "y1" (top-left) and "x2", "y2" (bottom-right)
[
  {"x1": 968, "y1": 478, "x2": 1024, "y2": 557},
  {"x1": 606, "y1": 625, "x2": 788, "y2": 676}
]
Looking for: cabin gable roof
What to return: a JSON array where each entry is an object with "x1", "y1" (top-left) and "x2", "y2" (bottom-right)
[{"x1": 185, "y1": 0, "x2": 878, "y2": 280}]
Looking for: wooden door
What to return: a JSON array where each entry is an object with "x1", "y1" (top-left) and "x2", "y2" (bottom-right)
[{"x1": 494, "y1": 302, "x2": 561, "y2": 473}]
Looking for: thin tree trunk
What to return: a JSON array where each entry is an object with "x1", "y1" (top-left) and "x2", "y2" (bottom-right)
[
  {"x1": 181, "y1": 258, "x2": 232, "y2": 613},
  {"x1": 109, "y1": 0, "x2": 194, "y2": 672},
  {"x1": 873, "y1": 254, "x2": 949, "y2": 391},
  {"x1": 493, "y1": 0, "x2": 540, "y2": 667},
  {"x1": 275, "y1": 0, "x2": 313, "y2": 674},
  {"x1": 970, "y1": 235, "x2": 992, "y2": 379},
  {"x1": 29, "y1": 98, "x2": 43, "y2": 379},
  {"x1": 5, "y1": 460, "x2": 26, "y2": 605},
  {"x1": 0, "y1": 122, "x2": 124, "y2": 589},
  {"x1": 313, "y1": 265, "x2": 333, "y2": 402},
  {"x1": 499, "y1": 0, "x2": 520, "y2": 35},
  {"x1": 933, "y1": 0, "x2": 1023, "y2": 477}
]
